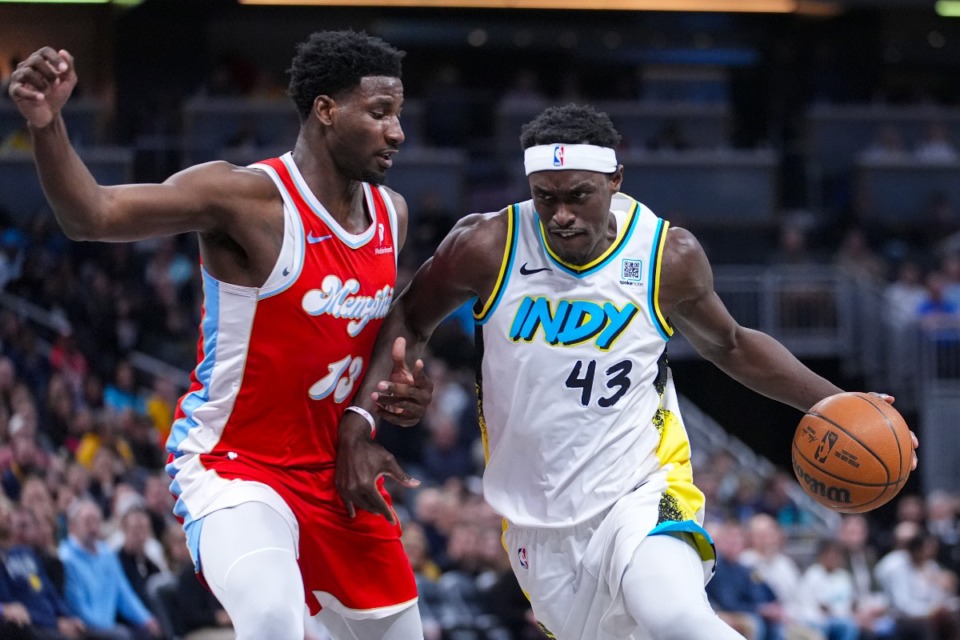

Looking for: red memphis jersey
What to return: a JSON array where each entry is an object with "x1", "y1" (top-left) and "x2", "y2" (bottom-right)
[{"x1": 166, "y1": 152, "x2": 399, "y2": 525}]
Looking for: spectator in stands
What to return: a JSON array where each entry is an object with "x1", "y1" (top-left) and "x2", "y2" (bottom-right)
[
  {"x1": 837, "y1": 514, "x2": 895, "y2": 639},
  {"x1": 142, "y1": 379, "x2": 176, "y2": 451},
  {"x1": 74, "y1": 413, "x2": 134, "y2": 474},
  {"x1": 770, "y1": 220, "x2": 836, "y2": 329},
  {"x1": 44, "y1": 374, "x2": 74, "y2": 448},
  {"x1": 881, "y1": 530, "x2": 960, "y2": 640},
  {"x1": 0, "y1": 228, "x2": 26, "y2": 291},
  {"x1": 0, "y1": 497, "x2": 86, "y2": 640},
  {"x1": 419, "y1": 409, "x2": 473, "y2": 486},
  {"x1": 740, "y1": 513, "x2": 809, "y2": 635},
  {"x1": 941, "y1": 252, "x2": 960, "y2": 311},
  {"x1": 400, "y1": 521, "x2": 442, "y2": 640},
  {"x1": 114, "y1": 507, "x2": 162, "y2": 618},
  {"x1": 116, "y1": 411, "x2": 162, "y2": 472},
  {"x1": 922, "y1": 193, "x2": 960, "y2": 254},
  {"x1": 160, "y1": 524, "x2": 234, "y2": 640},
  {"x1": 798, "y1": 539, "x2": 860, "y2": 640},
  {"x1": 8, "y1": 327, "x2": 51, "y2": 404},
  {"x1": 915, "y1": 122, "x2": 959, "y2": 163},
  {"x1": 49, "y1": 332, "x2": 87, "y2": 404},
  {"x1": 102, "y1": 361, "x2": 144, "y2": 418},
  {"x1": 915, "y1": 271, "x2": 960, "y2": 379},
  {"x1": 706, "y1": 520, "x2": 785, "y2": 640},
  {"x1": 139, "y1": 474, "x2": 174, "y2": 543},
  {"x1": 756, "y1": 472, "x2": 807, "y2": 527},
  {"x1": 926, "y1": 490, "x2": 960, "y2": 578},
  {"x1": 12, "y1": 502, "x2": 65, "y2": 598},
  {"x1": 2, "y1": 420, "x2": 48, "y2": 502},
  {"x1": 834, "y1": 226, "x2": 887, "y2": 284},
  {"x1": 860, "y1": 124, "x2": 910, "y2": 163},
  {"x1": 885, "y1": 258, "x2": 928, "y2": 331},
  {"x1": 58, "y1": 499, "x2": 161, "y2": 639}
]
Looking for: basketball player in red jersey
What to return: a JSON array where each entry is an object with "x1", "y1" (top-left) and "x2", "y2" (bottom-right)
[{"x1": 10, "y1": 31, "x2": 432, "y2": 640}]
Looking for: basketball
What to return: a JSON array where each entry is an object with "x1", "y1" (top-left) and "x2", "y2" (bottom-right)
[{"x1": 791, "y1": 392, "x2": 912, "y2": 514}]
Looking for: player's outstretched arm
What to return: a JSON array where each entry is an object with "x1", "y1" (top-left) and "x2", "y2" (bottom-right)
[
  {"x1": 336, "y1": 210, "x2": 507, "y2": 520},
  {"x1": 9, "y1": 47, "x2": 250, "y2": 242},
  {"x1": 660, "y1": 226, "x2": 844, "y2": 412}
]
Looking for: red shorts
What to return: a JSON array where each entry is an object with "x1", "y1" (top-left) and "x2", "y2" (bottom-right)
[{"x1": 199, "y1": 455, "x2": 417, "y2": 615}]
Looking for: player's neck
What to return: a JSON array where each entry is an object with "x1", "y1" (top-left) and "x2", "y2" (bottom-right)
[{"x1": 291, "y1": 144, "x2": 367, "y2": 229}]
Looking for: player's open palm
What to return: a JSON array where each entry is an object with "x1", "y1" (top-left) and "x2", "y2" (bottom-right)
[
  {"x1": 8, "y1": 47, "x2": 78, "y2": 129},
  {"x1": 336, "y1": 429, "x2": 419, "y2": 523}
]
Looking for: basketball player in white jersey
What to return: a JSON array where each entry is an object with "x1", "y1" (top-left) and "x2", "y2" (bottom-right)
[{"x1": 338, "y1": 104, "x2": 919, "y2": 640}]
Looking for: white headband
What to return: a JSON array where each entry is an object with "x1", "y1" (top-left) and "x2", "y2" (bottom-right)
[{"x1": 524, "y1": 144, "x2": 618, "y2": 176}]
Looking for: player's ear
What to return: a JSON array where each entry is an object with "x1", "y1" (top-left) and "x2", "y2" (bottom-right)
[
  {"x1": 609, "y1": 166, "x2": 624, "y2": 193},
  {"x1": 313, "y1": 95, "x2": 336, "y2": 126}
]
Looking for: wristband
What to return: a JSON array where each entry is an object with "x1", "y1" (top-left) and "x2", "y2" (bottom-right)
[{"x1": 345, "y1": 406, "x2": 376, "y2": 433}]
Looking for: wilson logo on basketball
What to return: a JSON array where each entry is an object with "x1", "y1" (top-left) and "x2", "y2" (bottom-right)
[{"x1": 791, "y1": 459, "x2": 853, "y2": 504}]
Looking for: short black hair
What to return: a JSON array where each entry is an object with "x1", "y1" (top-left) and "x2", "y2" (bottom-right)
[
  {"x1": 519, "y1": 103, "x2": 621, "y2": 150},
  {"x1": 287, "y1": 30, "x2": 405, "y2": 120}
]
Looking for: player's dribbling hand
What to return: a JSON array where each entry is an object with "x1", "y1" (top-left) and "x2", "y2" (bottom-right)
[
  {"x1": 871, "y1": 392, "x2": 919, "y2": 471},
  {"x1": 8, "y1": 47, "x2": 78, "y2": 129},
  {"x1": 372, "y1": 336, "x2": 433, "y2": 427},
  {"x1": 336, "y1": 422, "x2": 420, "y2": 524}
]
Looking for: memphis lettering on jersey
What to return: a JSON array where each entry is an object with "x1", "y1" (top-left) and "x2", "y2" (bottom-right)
[
  {"x1": 302, "y1": 274, "x2": 393, "y2": 336},
  {"x1": 508, "y1": 296, "x2": 638, "y2": 350}
]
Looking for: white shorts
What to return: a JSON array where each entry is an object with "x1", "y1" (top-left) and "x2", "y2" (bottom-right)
[{"x1": 503, "y1": 476, "x2": 714, "y2": 640}]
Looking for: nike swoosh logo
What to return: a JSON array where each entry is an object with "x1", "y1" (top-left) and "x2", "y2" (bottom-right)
[
  {"x1": 307, "y1": 232, "x2": 333, "y2": 244},
  {"x1": 519, "y1": 263, "x2": 552, "y2": 275}
]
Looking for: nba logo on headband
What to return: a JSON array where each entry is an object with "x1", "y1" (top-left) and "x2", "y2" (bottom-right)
[{"x1": 552, "y1": 145, "x2": 564, "y2": 167}]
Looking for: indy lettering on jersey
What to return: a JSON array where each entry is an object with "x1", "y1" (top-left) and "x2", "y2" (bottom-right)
[
  {"x1": 508, "y1": 296, "x2": 638, "y2": 351},
  {"x1": 302, "y1": 274, "x2": 393, "y2": 337}
]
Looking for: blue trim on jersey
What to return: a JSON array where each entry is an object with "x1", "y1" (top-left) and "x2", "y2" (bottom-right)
[
  {"x1": 184, "y1": 518, "x2": 204, "y2": 572},
  {"x1": 649, "y1": 520, "x2": 716, "y2": 566},
  {"x1": 166, "y1": 269, "x2": 219, "y2": 533},
  {"x1": 476, "y1": 204, "x2": 520, "y2": 326},
  {"x1": 166, "y1": 269, "x2": 219, "y2": 458},
  {"x1": 647, "y1": 218, "x2": 671, "y2": 341},
  {"x1": 538, "y1": 200, "x2": 641, "y2": 279},
  {"x1": 649, "y1": 519, "x2": 713, "y2": 543}
]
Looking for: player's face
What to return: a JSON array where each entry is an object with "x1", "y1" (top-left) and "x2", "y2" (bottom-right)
[
  {"x1": 529, "y1": 167, "x2": 623, "y2": 266},
  {"x1": 329, "y1": 76, "x2": 405, "y2": 185}
]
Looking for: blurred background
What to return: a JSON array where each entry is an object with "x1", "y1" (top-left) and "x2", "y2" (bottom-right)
[{"x1": 2, "y1": 1, "x2": 960, "y2": 638}]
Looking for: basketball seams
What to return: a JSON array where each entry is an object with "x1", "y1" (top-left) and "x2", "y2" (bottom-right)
[
  {"x1": 803, "y1": 411, "x2": 893, "y2": 484},
  {"x1": 790, "y1": 436, "x2": 898, "y2": 488},
  {"x1": 852, "y1": 392, "x2": 907, "y2": 479},
  {"x1": 791, "y1": 391, "x2": 911, "y2": 514},
  {"x1": 791, "y1": 442, "x2": 901, "y2": 512}
]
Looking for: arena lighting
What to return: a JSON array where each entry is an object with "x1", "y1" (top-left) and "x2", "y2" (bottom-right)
[
  {"x1": 237, "y1": 0, "x2": 836, "y2": 13},
  {"x1": 936, "y1": 0, "x2": 960, "y2": 16},
  {"x1": 0, "y1": 0, "x2": 143, "y2": 4}
]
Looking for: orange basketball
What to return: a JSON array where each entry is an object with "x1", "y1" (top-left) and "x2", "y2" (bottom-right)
[{"x1": 791, "y1": 392, "x2": 912, "y2": 514}]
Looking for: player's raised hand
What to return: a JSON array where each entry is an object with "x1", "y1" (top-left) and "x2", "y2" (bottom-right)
[
  {"x1": 8, "y1": 47, "x2": 78, "y2": 129},
  {"x1": 372, "y1": 336, "x2": 433, "y2": 427},
  {"x1": 335, "y1": 425, "x2": 419, "y2": 523}
]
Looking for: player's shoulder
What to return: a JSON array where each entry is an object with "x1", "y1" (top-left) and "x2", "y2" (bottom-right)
[
  {"x1": 662, "y1": 225, "x2": 707, "y2": 264},
  {"x1": 172, "y1": 160, "x2": 279, "y2": 201},
  {"x1": 435, "y1": 207, "x2": 511, "y2": 268},
  {"x1": 451, "y1": 207, "x2": 511, "y2": 248}
]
